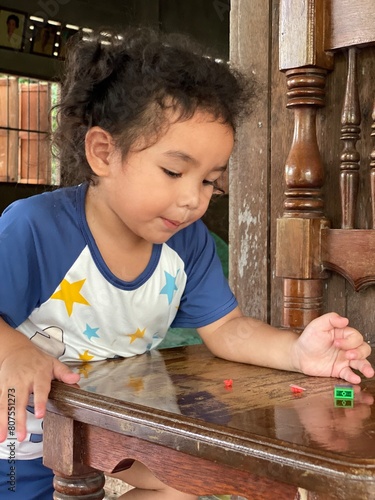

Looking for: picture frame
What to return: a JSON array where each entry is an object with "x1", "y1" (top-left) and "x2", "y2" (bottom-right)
[
  {"x1": 0, "y1": 7, "x2": 26, "y2": 51},
  {"x1": 31, "y1": 22, "x2": 59, "y2": 57}
]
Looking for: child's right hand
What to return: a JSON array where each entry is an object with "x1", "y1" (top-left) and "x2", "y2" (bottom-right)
[{"x1": 0, "y1": 345, "x2": 80, "y2": 442}]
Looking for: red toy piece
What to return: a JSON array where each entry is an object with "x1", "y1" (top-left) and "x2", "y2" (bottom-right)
[
  {"x1": 289, "y1": 384, "x2": 306, "y2": 394},
  {"x1": 224, "y1": 379, "x2": 233, "y2": 389}
]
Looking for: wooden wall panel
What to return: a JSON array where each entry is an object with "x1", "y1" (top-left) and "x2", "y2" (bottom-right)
[
  {"x1": 326, "y1": 0, "x2": 375, "y2": 50},
  {"x1": 229, "y1": 0, "x2": 271, "y2": 321}
]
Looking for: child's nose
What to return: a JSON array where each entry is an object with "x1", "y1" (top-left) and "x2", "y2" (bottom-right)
[{"x1": 177, "y1": 182, "x2": 201, "y2": 209}]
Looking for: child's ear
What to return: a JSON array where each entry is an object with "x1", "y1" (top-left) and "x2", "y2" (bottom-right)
[{"x1": 85, "y1": 126, "x2": 115, "y2": 177}]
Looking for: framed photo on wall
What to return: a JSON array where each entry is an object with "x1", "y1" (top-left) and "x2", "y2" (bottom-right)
[
  {"x1": 0, "y1": 7, "x2": 26, "y2": 51},
  {"x1": 31, "y1": 22, "x2": 59, "y2": 57}
]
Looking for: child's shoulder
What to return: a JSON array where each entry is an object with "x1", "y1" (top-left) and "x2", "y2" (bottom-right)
[{"x1": 2, "y1": 184, "x2": 84, "y2": 223}]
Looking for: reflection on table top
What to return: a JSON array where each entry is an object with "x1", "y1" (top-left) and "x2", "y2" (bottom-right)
[
  {"x1": 58, "y1": 345, "x2": 375, "y2": 457},
  {"x1": 47, "y1": 345, "x2": 375, "y2": 497}
]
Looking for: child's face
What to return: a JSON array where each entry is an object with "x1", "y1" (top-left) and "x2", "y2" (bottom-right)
[
  {"x1": 98, "y1": 111, "x2": 234, "y2": 244},
  {"x1": 7, "y1": 19, "x2": 17, "y2": 35}
]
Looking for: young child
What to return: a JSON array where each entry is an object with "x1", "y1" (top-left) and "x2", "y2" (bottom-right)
[{"x1": 0, "y1": 28, "x2": 373, "y2": 500}]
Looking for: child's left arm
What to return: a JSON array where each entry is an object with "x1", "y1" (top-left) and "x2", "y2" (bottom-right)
[{"x1": 198, "y1": 308, "x2": 374, "y2": 384}]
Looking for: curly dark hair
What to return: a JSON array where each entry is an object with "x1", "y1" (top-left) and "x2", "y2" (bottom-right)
[{"x1": 53, "y1": 27, "x2": 255, "y2": 185}]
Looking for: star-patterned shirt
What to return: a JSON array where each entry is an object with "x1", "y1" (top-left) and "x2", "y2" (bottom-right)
[{"x1": 0, "y1": 183, "x2": 237, "y2": 462}]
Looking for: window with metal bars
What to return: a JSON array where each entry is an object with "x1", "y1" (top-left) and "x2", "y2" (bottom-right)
[{"x1": 0, "y1": 73, "x2": 60, "y2": 185}]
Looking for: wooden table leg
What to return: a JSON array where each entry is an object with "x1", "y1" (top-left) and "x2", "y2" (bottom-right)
[
  {"x1": 44, "y1": 412, "x2": 106, "y2": 498},
  {"x1": 53, "y1": 470, "x2": 105, "y2": 499}
]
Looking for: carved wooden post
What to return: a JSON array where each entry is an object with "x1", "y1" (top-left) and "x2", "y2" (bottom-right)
[
  {"x1": 340, "y1": 48, "x2": 361, "y2": 229},
  {"x1": 277, "y1": 0, "x2": 333, "y2": 330},
  {"x1": 276, "y1": 68, "x2": 329, "y2": 329}
]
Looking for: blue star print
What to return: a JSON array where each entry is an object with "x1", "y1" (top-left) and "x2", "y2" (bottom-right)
[
  {"x1": 83, "y1": 324, "x2": 100, "y2": 340},
  {"x1": 160, "y1": 270, "x2": 179, "y2": 304}
]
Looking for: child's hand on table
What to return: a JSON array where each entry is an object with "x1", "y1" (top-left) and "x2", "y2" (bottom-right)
[
  {"x1": 293, "y1": 312, "x2": 374, "y2": 384},
  {"x1": 0, "y1": 346, "x2": 80, "y2": 442}
]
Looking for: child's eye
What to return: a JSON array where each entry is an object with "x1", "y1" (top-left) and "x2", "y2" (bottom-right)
[
  {"x1": 162, "y1": 168, "x2": 181, "y2": 179},
  {"x1": 203, "y1": 179, "x2": 216, "y2": 187}
]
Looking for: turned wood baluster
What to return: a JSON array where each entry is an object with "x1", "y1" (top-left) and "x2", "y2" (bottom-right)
[
  {"x1": 340, "y1": 48, "x2": 361, "y2": 229},
  {"x1": 284, "y1": 69, "x2": 325, "y2": 216},
  {"x1": 53, "y1": 471, "x2": 105, "y2": 499},
  {"x1": 370, "y1": 98, "x2": 375, "y2": 228},
  {"x1": 276, "y1": 68, "x2": 328, "y2": 329}
]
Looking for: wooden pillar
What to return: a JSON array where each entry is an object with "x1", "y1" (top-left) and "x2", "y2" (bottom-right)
[
  {"x1": 275, "y1": 67, "x2": 329, "y2": 329},
  {"x1": 276, "y1": 0, "x2": 333, "y2": 330},
  {"x1": 229, "y1": 0, "x2": 271, "y2": 321}
]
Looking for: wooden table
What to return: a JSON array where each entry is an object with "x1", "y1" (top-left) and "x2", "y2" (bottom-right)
[{"x1": 43, "y1": 345, "x2": 375, "y2": 499}]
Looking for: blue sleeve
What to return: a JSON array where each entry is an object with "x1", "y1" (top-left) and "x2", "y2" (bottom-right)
[
  {"x1": 0, "y1": 187, "x2": 85, "y2": 328},
  {"x1": 0, "y1": 199, "x2": 43, "y2": 327},
  {"x1": 169, "y1": 220, "x2": 237, "y2": 328}
]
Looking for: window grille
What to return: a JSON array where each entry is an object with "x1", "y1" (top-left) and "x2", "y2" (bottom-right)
[{"x1": 0, "y1": 74, "x2": 60, "y2": 185}]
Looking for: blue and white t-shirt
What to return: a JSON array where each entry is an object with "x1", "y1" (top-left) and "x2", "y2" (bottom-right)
[{"x1": 0, "y1": 183, "x2": 237, "y2": 462}]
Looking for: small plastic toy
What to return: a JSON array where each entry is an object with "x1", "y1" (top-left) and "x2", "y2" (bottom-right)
[
  {"x1": 289, "y1": 384, "x2": 306, "y2": 394},
  {"x1": 334, "y1": 398, "x2": 354, "y2": 408},
  {"x1": 334, "y1": 385, "x2": 354, "y2": 400},
  {"x1": 223, "y1": 379, "x2": 233, "y2": 389}
]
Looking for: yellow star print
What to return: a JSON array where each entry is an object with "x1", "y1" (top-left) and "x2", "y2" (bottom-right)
[
  {"x1": 126, "y1": 377, "x2": 144, "y2": 392},
  {"x1": 78, "y1": 363, "x2": 93, "y2": 378},
  {"x1": 127, "y1": 328, "x2": 146, "y2": 344},
  {"x1": 79, "y1": 350, "x2": 94, "y2": 362},
  {"x1": 51, "y1": 279, "x2": 90, "y2": 316}
]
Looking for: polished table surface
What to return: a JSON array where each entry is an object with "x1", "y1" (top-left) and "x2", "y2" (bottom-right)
[{"x1": 44, "y1": 345, "x2": 375, "y2": 499}]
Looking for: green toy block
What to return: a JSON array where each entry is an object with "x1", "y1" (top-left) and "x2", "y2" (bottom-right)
[
  {"x1": 334, "y1": 398, "x2": 354, "y2": 408},
  {"x1": 334, "y1": 385, "x2": 354, "y2": 400}
]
